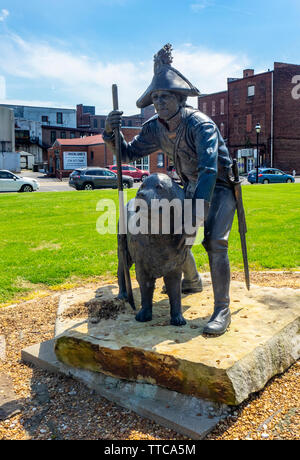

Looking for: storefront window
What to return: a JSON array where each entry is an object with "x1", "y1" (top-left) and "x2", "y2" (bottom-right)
[{"x1": 134, "y1": 156, "x2": 149, "y2": 171}]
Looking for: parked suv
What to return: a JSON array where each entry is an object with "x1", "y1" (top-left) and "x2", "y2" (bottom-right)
[
  {"x1": 0, "y1": 170, "x2": 39, "y2": 192},
  {"x1": 69, "y1": 167, "x2": 134, "y2": 190},
  {"x1": 108, "y1": 164, "x2": 149, "y2": 182}
]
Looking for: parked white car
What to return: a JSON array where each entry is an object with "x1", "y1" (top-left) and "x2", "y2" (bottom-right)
[{"x1": 0, "y1": 170, "x2": 40, "y2": 192}]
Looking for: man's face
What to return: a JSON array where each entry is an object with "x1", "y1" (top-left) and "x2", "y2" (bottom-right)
[{"x1": 151, "y1": 90, "x2": 180, "y2": 121}]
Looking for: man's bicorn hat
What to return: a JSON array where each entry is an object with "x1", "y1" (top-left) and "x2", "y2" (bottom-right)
[{"x1": 136, "y1": 43, "x2": 201, "y2": 109}]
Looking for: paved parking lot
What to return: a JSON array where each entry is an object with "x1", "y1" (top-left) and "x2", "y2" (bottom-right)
[
  {"x1": 21, "y1": 171, "x2": 140, "y2": 192},
  {"x1": 4, "y1": 170, "x2": 299, "y2": 194}
]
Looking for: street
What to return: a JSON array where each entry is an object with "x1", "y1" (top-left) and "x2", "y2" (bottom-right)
[
  {"x1": 22, "y1": 170, "x2": 300, "y2": 193},
  {"x1": 2, "y1": 170, "x2": 299, "y2": 194},
  {"x1": 20, "y1": 171, "x2": 141, "y2": 192}
]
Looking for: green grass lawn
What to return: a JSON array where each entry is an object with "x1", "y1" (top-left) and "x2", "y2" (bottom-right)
[{"x1": 0, "y1": 183, "x2": 299, "y2": 304}]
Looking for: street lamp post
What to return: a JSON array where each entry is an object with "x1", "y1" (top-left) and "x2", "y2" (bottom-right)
[{"x1": 255, "y1": 123, "x2": 261, "y2": 184}]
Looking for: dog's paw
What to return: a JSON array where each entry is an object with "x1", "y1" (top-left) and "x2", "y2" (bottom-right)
[
  {"x1": 135, "y1": 308, "x2": 152, "y2": 323},
  {"x1": 170, "y1": 315, "x2": 187, "y2": 327}
]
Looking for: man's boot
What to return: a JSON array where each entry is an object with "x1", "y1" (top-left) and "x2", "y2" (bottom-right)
[
  {"x1": 182, "y1": 273, "x2": 203, "y2": 294},
  {"x1": 182, "y1": 249, "x2": 203, "y2": 293},
  {"x1": 203, "y1": 250, "x2": 231, "y2": 336},
  {"x1": 162, "y1": 249, "x2": 203, "y2": 294}
]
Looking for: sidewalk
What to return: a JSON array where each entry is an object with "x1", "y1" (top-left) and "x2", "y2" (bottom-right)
[{"x1": 21, "y1": 171, "x2": 69, "y2": 182}]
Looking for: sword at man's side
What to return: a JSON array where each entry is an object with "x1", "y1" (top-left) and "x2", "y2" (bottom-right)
[{"x1": 232, "y1": 159, "x2": 250, "y2": 291}]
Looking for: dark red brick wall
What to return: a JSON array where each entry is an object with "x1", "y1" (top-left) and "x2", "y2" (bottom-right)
[
  {"x1": 273, "y1": 62, "x2": 300, "y2": 173},
  {"x1": 89, "y1": 144, "x2": 112, "y2": 167},
  {"x1": 77, "y1": 105, "x2": 143, "y2": 130},
  {"x1": 42, "y1": 126, "x2": 101, "y2": 149},
  {"x1": 122, "y1": 128, "x2": 168, "y2": 174},
  {"x1": 197, "y1": 63, "x2": 300, "y2": 172},
  {"x1": 198, "y1": 91, "x2": 228, "y2": 139},
  {"x1": 104, "y1": 127, "x2": 167, "y2": 174},
  {"x1": 76, "y1": 104, "x2": 91, "y2": 128},
  {"x1": 227, "y1": 71, "x2": 273, "y2": 162}
]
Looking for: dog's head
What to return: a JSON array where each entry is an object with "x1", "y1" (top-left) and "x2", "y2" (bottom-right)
[{"x1": 133, "y1": 174, "x2": 185, "y2": 235}]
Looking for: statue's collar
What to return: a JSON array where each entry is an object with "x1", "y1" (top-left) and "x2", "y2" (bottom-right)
[{"x1": 158, "y1": 107, "x2": 183, "y2": 132}]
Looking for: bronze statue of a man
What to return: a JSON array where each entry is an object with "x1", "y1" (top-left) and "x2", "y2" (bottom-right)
[{"x1": 103, "y1": 44, "x2": 236, "y2": 336}]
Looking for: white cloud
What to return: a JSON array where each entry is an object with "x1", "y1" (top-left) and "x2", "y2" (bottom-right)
[
  {"x1": 0, "y1": 97, "x2": 74, "y2": 109},
  {"x1": 0, "y1": 33, "x2": 250, "y2": 114},
  {"x1": 0, "y1": 32, "x2": 153, "y2": 114},
  {"x1": 174, "y1": 44, "x2": 250, "y2": 95},
  {"x1": 190, "y1": 1, "x2": 213, "y2": 12},
  {"x1": 0, "y1": 9, "x2": 9, "y2": 22}
]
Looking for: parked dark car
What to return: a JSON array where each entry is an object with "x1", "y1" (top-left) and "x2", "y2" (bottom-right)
[
  {"x1": 107, "y1": 164, "x2": 149, "y2": 182},
  {"x1": 248, "y1": 168, "x2": 295, "y2": 184},
  {"x1": 69, "y1": 168, "x2": 134, "y2": 190}
]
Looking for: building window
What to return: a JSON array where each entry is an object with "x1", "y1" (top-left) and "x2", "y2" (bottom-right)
[
  {"x1": 90, "y1": 151, "x2": 94, "y2": 163},
  {"x1": 233, "y1": 88, "x2": 240, "y2": 105},
  {"x1": 128, "y1": 120, "x2": 133, "y2": 127},
  {"x1": 157, "y1": 153, "x2": 164, "y2": 168},
  {"x1": 57, "y1": 112, "x2": 63, "y2": 124},
  {"x1": 134, "y1": 156, "x2": 149, "y2": 171},
  {"x1": 42, "y1": 116, "x2": 48, "y2": 123},
  {"x1": 70, "y1": 132, "x2": 76, "y2": 139},
  {"x1": 60, "y1": 131, "x2": 66, "y2": 139},
  {"x1": 51, "y1": 131, "x2": 57, "y2": 144},
  {"x1": 212, "y1": 100, "x2": 216, "y2": 116},
  {"x1": 202, "y1": 102, "x2": 207, "y2": 114},
  {"x1": 248, "y1": 86, "x2": 255, "y2": 97},
  {"x1": 93, "y1": 119, "x2": 98, "y2": 129},
  {"x1": 220, "y1": 99, "x2": 225, "y2": 115},
  {"x1": 220, "y1": 123, "x2": 225, "y2": 138},
  {"x1": 100, "y1": 119, "x2": 105, "y2": 129}
]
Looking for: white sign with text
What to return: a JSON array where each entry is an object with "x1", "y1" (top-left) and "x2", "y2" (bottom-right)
[{"x1": 63, "y1": 151, "x2": 87, "y2": 170}]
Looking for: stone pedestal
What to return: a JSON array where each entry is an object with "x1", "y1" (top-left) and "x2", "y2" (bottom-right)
[{"x1": 54, "y1": 276, "x2": 300, "y2": 406}]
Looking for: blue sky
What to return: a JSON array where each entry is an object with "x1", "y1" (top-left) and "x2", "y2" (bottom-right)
[{"x1": 0, "y1": 0, "x2": 299, "y2": 114}]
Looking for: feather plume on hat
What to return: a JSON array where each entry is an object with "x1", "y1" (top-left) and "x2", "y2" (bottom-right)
[
  {"x1": 154, "y1": 43, "x2": 173, "y2": 73},
  {"x1": 136, "y1": 43, "x2": 200, "y2": 109}
]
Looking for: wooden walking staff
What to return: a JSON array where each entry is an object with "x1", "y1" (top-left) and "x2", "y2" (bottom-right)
[{"x1": 112, "y1": 84, "x2": 136, "y2": 310}]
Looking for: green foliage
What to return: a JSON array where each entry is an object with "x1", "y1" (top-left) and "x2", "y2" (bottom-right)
[{"x1": 0, "y1": 184, "x2": 299, "y2": 303}]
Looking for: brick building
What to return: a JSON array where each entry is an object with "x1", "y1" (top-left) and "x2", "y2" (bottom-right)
[
  {"x1": 198, "y1": 62, "x2": 300, "y2": 174},
  {"x1": 47, "y1": 135, "x2": 108, "y2": 177},
  {"x1": 0, "y1": 103, "x2": 91, "y2": 166},
  {"x1": 108, "y1": 127, "x2": 169, "y2": 175},
  {"x1": 42, "y1": 125, "x2": 101, "y2": 151},
  {"x1": 77, "y1": 104, "x2": 145, "y2": 131},
  {"x1": 48, "y1": 127, "x2": 169, "y2": 178},
  {"x1": 199, "y1": 90, "x2": 228, "y2": 141}
]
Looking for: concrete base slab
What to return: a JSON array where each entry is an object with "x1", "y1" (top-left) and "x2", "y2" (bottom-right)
[
  {"x1": 21, "y1": 339, "x2": 229, "y2": 439},
  {"x1": 54, "y1": 276, "x2": 300, "y2": 406}
]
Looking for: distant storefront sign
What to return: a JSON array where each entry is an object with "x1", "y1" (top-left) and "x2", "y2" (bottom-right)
[
  {"x1": 237, "y1": 148, "x2": 258, "y2": 159},
  {"x1": 63, "y1": 151, "x2": 87, "y2": 170}
]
